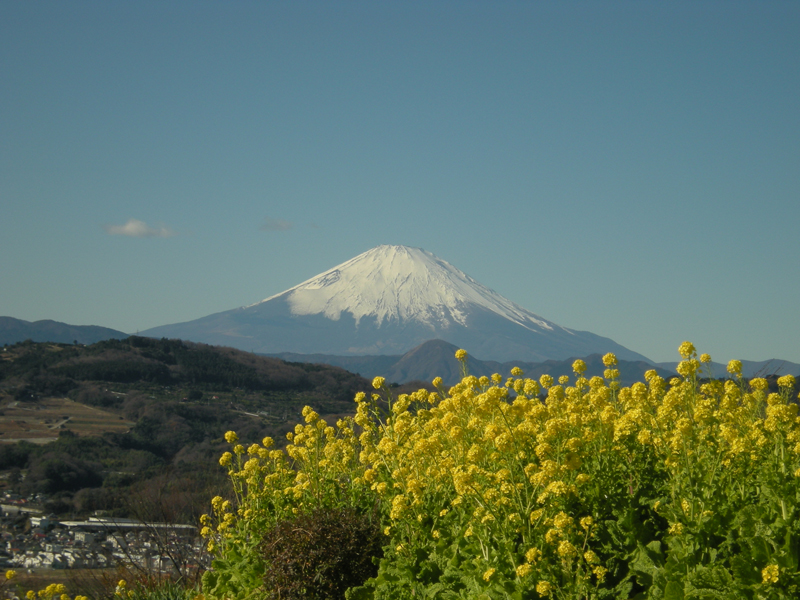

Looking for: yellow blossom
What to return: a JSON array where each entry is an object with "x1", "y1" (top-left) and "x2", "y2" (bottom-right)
[
  {"x1": 602, "y1": 353, "x2": 618, "y2": 367},
  {"x1": 482, "y1": 568, "x2": 496, "y2": 582},
  {"x1": 455, "y1": 349, "x2": 467, "y2": 360},
  {"x1": 557, "y1": 540, "x2": 578, "y2": 558},
  {"x1": 536, "y1": 581, "x2": 552, "y2": 596},
  {"x1": 762, "y1": 564, "x2": 779, "y2": 584},
  {"x1": 678, "y1": 341, "x2": 696, "y2": 359},
  {"x1": 372, "y1": 376, "x2": 385, "y2": 389},
  {"x1": 516, "y1": 563, "x2": 533, "y2": 577},
  {"x1": 224, "y1": 431, "x2": 238, "y2": 444}
]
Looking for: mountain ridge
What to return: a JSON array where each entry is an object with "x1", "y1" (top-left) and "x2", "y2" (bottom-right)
[{"x1": 0, "y1": 316, "x2": 128, "y2": 346}]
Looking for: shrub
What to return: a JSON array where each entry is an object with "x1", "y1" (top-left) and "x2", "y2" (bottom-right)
[{"x1": 261, "y1": 507, "x2": 383, "y2": 600}]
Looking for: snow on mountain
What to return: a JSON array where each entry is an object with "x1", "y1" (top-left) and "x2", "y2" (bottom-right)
[
  {"x1": 256, "y1": 245, "x2": 555, "y2": 332},
  {"x1": 141, "y1": 245, "x2": 652, "y2": 363}
]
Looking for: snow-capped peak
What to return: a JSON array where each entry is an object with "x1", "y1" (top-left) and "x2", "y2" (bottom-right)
[{"x1": 256, "y1": 245, "x2": 557, "y2": 332}]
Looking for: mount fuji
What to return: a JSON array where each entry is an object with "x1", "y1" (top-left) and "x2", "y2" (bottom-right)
[{"x1": 140, "y1": 245, "x2": 651, "y2": 363}]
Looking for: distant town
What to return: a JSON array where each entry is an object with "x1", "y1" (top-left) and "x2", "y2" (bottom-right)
[{"x1": 0, "y1": 492, "x2": 206, "y2": 574}]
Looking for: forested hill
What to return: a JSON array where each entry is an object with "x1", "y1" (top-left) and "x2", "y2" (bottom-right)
[
  {"x1": 0, "y1": 337, "x2": 373, "y2": 521},
  {"x1": 1, "y1": 336, "x2": 371, "y2": 406}
]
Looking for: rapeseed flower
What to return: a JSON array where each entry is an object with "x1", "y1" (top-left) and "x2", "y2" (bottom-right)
[{"x1": 762, "y1": 564, "x2": 779, "y2": 584}]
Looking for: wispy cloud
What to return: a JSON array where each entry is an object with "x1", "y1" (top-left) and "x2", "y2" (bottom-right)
[
  {"x1": 104, "y1": 218, "x2": 176, "y2": 238},
  {"x1": 260, "y1": 217, "x2": 293, "y2": 232}
]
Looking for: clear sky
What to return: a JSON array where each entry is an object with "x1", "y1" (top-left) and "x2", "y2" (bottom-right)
[{"x1": 2, "y1": 1, "x2": 798, "y2": 364}]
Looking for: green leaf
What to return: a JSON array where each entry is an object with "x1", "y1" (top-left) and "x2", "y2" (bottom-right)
[
  {"x1": 345, "y1": 586, "x2": 375, "y2": 600},
  {"x1": 664, "y1": 581, "x2": 685, "y2": 600}
]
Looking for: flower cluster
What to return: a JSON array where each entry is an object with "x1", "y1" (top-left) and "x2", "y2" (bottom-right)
[{"x1": 204, "y1": 343, "x2": 800, "y2": 599}]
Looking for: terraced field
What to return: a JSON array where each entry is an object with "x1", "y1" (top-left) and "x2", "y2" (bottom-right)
[{"x1": 0, "y1": 397, "x2": 133, "y2": 444}]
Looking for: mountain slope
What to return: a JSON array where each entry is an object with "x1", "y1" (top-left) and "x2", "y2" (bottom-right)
[
  {"x1": 142, "y1": 245, "x2": 651, "y2": 363},
  {"x1": 0, "y1": 316, "x2": 128, "y2": 345}
]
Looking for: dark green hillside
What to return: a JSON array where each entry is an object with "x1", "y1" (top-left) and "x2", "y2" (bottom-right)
[{"x1": 0, "y1": 337, "x2": 372, "y2": 521}]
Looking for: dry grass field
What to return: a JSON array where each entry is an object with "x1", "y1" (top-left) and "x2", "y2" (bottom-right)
[{"x1": 0, "y1": 397, "x2": 134, "y2": 444}]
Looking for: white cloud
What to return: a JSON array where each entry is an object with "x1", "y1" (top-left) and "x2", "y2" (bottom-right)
[
  {"x1": 260, "y1": 217, "x2": 293, "y2": 232},
  {"x1": 104, "y1": 218, "x2": 176, "y2": 238}
]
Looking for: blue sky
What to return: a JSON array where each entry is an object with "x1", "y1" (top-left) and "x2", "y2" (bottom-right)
[{"x1": 2, "y1": 1, "x2": 798, "y2": 364}]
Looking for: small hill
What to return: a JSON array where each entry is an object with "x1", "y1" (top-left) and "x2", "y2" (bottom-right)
[
  {"x1": 0, "y1": 316, "x2": 128, "y2": 345},
  {"x1": 269, "y1": 339, "x2": 675, "y2": 386}
]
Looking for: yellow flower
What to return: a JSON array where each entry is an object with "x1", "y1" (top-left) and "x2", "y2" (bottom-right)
[
  {"x1": 580, "y1": 516, "x2": 594, "y2": 530},
  {"x1": 539, "y1": 374, "x2": 553, "y2": 389},
  {"x1": 602, "y1": 353, "x2": 617, "y2": 367},
  {"x1": 516, "y1": 563, "x2": 533, "y2": 577},
  {"x1": 5, "y1": 570, "x2": 16, "y2": 580},
  {"x1": 455, "y1": 349, "x2": 468, "y2": 360},
  {"x1": 678, "y1": 341, "x2": 696, "y2": 359},
  {"x1": 762, "y1": 564, "x2": 779, "y2": 584},
  {"x1": 558, "y1": 375, "x2": 569, "y2": 385},
  {"x1": 261, "y1": 436, "x2": 274, "y2": 448},
  {"x1": 27, "y1": 592, "x2": 36, "y2": 600},
  {"x1": 584, "y1": 550, "x2": 599, "y2": 564},
  {"x1": 593, "y1": 565, "x2": 608, "y2": 582},
  {"x1": 224, "y1": 431, "x2": 238, "y2": 444},
  {"x1": 553, "y1": 511, "x2": 573, "y2": 530},
  {"x1": 536, "y1": 581, "x2": 552, "y2": 596},
  {"x1": 727, "y1": 360, "x2": 742, "y2": 376},
  {"x1": 218, "y1": 452, "x2": 232, "y2": 467},
  {"x1": 573, "y1": 359, "x2": 587, "y2": 374},
  {"x1": 700, "y1": 353, "x2": 712, "y2": 363},
  {"x1": 372, "y1": 376, "x2": 385, "y2": 389},
  {"x1": 482, "y1": 568, "x2": 496, "y2": 582},
  {"x1": 233, "y1": 444, "x2": 245, "y2": 455},
  {"x1": 525, "y1": 547, "x2": 542, "y2": 563},
  {"x1": 777, "y1": 375, "x2": 796, "y2": 389},
  {"x1": 511, "y1": 366, "x2": 523, "y2": 376},
  {"x1": 557, "y1": 540, "x2": 578, "y2": 558}
]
